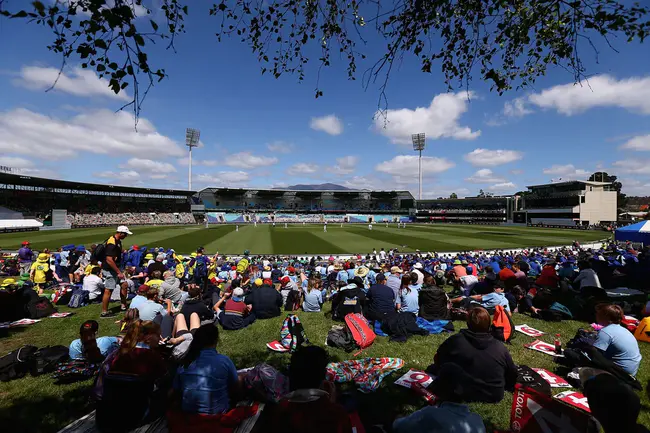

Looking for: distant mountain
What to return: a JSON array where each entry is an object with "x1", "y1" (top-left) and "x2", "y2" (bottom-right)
[{"x1": 279, "y1": 183, "x2": 350, "y2": 191}]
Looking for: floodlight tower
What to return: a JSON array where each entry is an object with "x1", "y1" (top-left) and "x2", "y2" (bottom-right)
[
  {"x1": 411, "y1": 133, "x2": 426, "y2": 200},
  {"x1": 185, "y1": 128, "x2": 201, "y2": 191}
]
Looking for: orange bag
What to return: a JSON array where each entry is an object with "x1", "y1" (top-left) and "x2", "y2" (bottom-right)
[{"x1": 634, "y1": 317, "x2": 650, "y2": 343}]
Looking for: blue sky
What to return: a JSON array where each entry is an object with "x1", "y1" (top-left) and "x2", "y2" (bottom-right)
[{"x1": 1, "y1": 2, "x2": 650, "y2": 198}]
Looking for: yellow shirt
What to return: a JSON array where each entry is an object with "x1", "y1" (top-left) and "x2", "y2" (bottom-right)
[
  {"x1": 30, "y1": 261, "x2": 49, "y2": 284},
  {"x1": 175, "y1": 263, "x2": 185, "y2": 279},
  {"x1": 207, "y1": 263, "x2": 217, "y2": 282},
  {"x1": 146, "y1": 279, "x2": 164, "y2": 290}
]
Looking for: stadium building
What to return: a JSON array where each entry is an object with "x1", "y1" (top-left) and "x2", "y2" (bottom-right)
[
  {"x1": 516, "y1": 180, "x2": 617, "y2": 227},
  {"x1": 414, "y1": 196, "x2": 519, "y2": 224}
]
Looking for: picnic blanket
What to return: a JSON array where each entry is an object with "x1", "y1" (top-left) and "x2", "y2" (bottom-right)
[
  {"x1": 373, "y1": 320, "x2": 388, "y2": 337},
  {"x1": 415, "y1": 317, "x2": 454, "y2": 334},
  {"x1": 326, "y1": 357, "x2": 404, "y2": 393}
]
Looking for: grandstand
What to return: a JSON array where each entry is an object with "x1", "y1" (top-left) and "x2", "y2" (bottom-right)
[
  {"x1": 519, "y1": 180, "x2": 617, "y2": 227},
  {"x1": 414, "y1": 196, "x2": 519, "y2": 224},
  {"x1": 0, "y1": 172, "x2": 195, "y2": 230},
  {"x1": 194, "y1": 187, "x2": 415, "y2": 213}
]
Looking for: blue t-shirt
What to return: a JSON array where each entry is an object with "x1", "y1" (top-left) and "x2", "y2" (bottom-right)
[
  {"x1": 398, "y1": 285, "x2": 420, "y2": 314},
  {"x1": 337, "y1": 270, "x2": 349, "y2": 283},
  {"x1": 130, "y1": 295, "x2": 147, "y2": 311},
  {"x1": 69, "y1": 336, "x2": 119, "y2": 360},
  {"x1": 593, "y1": 324, "x2": 642, "y2": 376},
  {"x1": 480, "y1": 292, "x2": 510, "y2": 312},
  {"x1": 393, "y1": 402, "x2": 486, "y2": 433},
  {"x1": 173, "y1": 349, "x2": 238, "y2": 415},
  {"x1": 137, "y1": 299, "x2": 167, "y2": 321},
  {"x1": 302, "y1": 287, "x2": 323, "y2": 312}
]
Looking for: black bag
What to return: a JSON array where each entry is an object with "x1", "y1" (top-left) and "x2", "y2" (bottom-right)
[
  {"x1": 0, "y1": 345, "x2": 38, "y2": 382},
  {"x1": 26, "y1": 296, "x2": 57, "y2": 319},
  {"x1": 91, "y1": 240, "x2": 108, "y2": 263},
  {"x1": 326, "y1": 325, "x2": 357, "y2": 352},
  {"x1": 332, "y1": 287, "x2": 365, "y2": 321},
  {"x1": 30, "y1": 345, "x2": 69, "y2": 376}
]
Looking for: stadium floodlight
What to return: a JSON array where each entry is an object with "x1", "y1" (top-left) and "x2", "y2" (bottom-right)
[
  {"x1": 412, "y1": 133, "x2": 426, "y2": 200},
  {"x1": 185, "y1": 128, "x2": 201, "y2": 191}
]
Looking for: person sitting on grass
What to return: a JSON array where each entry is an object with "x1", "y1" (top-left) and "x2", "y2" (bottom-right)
[
  {"x1": 108, "y1": 320, "x2": 167, "y2": 381},
  {"x1": 138, "y1": 286, "x2": 172, "y2": 322},
  {"x1": 244, "y1": 278, "x2": 283, "y2": 319},
  {"x1": 535, "y1": 260, "x2": 559, "y2": 288},
  {"x1": 592, "y1": 304, "x2": 642, "y2": 376},
  {"x1": 270, "y1": 346, "x2": 353, "y2": 433},
  {"x1": 165, "y1": 312, "x2": 201, "y2": 360},
  {"x1": 426, "y1": 307, "x2": 517, "y2": 403},
  {"x1": 214, "y1": 288, "x2": 256, "y2": 330},
  {"x1": 69, "y1": 320, "x2": 119, "y2": 363},
  {"x1": 302, "y1": 274, "x2": 324, "y2": 313},
  {"x1": 365, "y1": 273, "x2": 396, "y2": 322},
  {"x1": 418, "y1": 275, "x2": 451, "y2": 321},
  {"x1": 168, "y1": 324, "x2": 240, "y2": 428},
  {"x1": 396, "y1": 272, "x2": 420, "y2": 314},
  {"x1": 450, "y1": 285, "x2": 510, "y2": 313},
  {"x1": 180, "y1": 284, "x2": 215, "y2": 326},
  {"x1": 145, "y1": 270, "x2": 165, "y2": 291},
  {"x1": 159, "y1": 270, "x2": 187, "y2": 305},
  {"x1": 82, "y1": 266, "x2": 105, "y2": 303}
]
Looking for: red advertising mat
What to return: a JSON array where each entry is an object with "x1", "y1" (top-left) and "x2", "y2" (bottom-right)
[
  {"x1": 394, "y1": 369, "x2": 436, "y2": 403},
  {"x1": 554, "y1": 391, "x2": 591, "y2": 413},
  {"x1": 531, "y1": 368, "x2": 571, "y2": 388},
  {"x1": 511, "y1": 385, "x2": 598, "y2": 433},
  {"x1": 524, "y1": 339, "x2": 564, "y2": 357},
  {"x1": 515, "y1": 324, "x2": 545, "y2": 337}
]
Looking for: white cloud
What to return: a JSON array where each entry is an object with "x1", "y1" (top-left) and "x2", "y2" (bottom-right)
[
  {"x1": 612, "y1": 159, "x2": 650, "y2": 175},
  {"x1": 421, "y1": 187, "x2": 472, "y2": 199},
  {"x1": 375, "y1": 155, "x2": 455, "y2": 177},
  {"x1": 373, "y1": 92, "x2": 480, "y2": 144},
  {"x1": 329, "y1": 156, "x2": 358, "y2": 175},
  {"x1": 542, "y1": 164, "x2": 589, "y2": 179},
  {"x1": 224, "y1": 152, "x2": 278, "y2": 169},
  {"x1": 266, "y1": 141, "x2": 294, "y2": 153},
  {"x1": 0, "y1": 108, "x2": 184, "y2": 160},
  {"x1": 465, "y1": 169, "x2": 507, "y2": 184},
  {"x1": 464, "y1": 149, "x2": 523, "y2": 167},
  {"x1": 503, "y1": 97, "x2": 533, "y2": 118},
  {"x1": 487, "y1": 182, "x2": 516, "y2": 193},
  {"x1": 310, "y1": 115, "x2": 343, "y2": 135},
  {"x1": 94, "y1": 170, "x2": 140, "y2": 180},
  {"x1": 15, "y1": 66, "x2": 130, "y2": 101},
  {"x1": 287, "y1": 163, "x2": 320, "y2": 176},
  {"x1": 121, "y1": 158, "x2": 177, "y2": 173},
  {"x1": 620, "y1": 134, "x2": 650, "y2": 151},
  {"x1": 619, "y1": 178, "x2": 650, "y2": 195},
  {"x1": 528, "y1": 75, "x2": 650, "y2": 115},
  {"x1": 195, "y1": 171, "x2": 250, "y2": 186},
  {"x1": 0, "y1": 156, "x2": 34, "y2": 169}
]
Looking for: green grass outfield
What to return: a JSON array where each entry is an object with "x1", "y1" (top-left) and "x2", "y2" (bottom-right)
[
  {"x1": 0, "y1": 224, "x2": 609, "y2": 255},
  {"x1": 0, "y1": 301, "x2": 648, "y2": 432}
]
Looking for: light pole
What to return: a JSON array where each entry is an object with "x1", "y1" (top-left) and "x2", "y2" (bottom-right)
[
  {"x1": 412, "y1": 133, "x2": 426, "y2": 200},
  {"x1": 185, "y1": 128, "x2": 200, "y2": 191}
]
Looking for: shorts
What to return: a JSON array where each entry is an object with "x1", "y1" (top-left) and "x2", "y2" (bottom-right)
[
  {"x1": 172, "y1": 331, "x2": 193, "y2": 360},
  {"x1": 102, "y1": 269, "x2": 120, "y2": 291}
]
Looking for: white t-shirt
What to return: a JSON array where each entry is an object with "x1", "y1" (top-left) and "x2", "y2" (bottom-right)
[
  {"x1": 379, "y1": 251, "x2": 386, "y2": 260},
  {"x1": 83, "y1": 274, "x2": 105, "y2": 300}
]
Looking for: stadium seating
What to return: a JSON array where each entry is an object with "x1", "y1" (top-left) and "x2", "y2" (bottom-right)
[{"x1": 66, "y1": 212, "x2": 196, "y2": 228}]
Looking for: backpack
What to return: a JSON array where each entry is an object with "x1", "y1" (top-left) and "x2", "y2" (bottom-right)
[
  {"x1": 194, "y1": 256, "x2": 208, "y2": 279},
  {"x1": 68, "y1": 288, "x2": 90, "y2": 308},
  {"x1": 0, "y1": 345, "x2": 37, "y2": 382},
  {"x1": 333, "y1": 287, "x2": 364, "y2": 320},
  {"x1": 280, "y1": 314, "x2": 309, "y2": 353},
  {"x1": 490, "y1": 304, "x2": 515, "y2": 343},
  {"x1": 91, "y1": 239, "x2": 108, "y2": 263},
  {"x1": 29, "y1": 345, "x2": 69, "y2": 376},
  {"x1": 26, "y1": 296, "x2": 57, "y2": 319},
  {"x1": 344, "y1": 313, "x2": 376, "y2": 349},
  {"x1": 634, "y1": 317, "x2": 650, "y2": 343},
  {"x1": 326, "y1": 325, "x2": 357, "y2": 352},
  {"x1": 51, "y1": 359, "x2": 101, "y2": 384}
]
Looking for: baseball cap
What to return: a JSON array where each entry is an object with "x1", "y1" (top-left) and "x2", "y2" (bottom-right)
[
  {"x1": 233, "y1": 288, "x2": 244, "y2": 298},
  {"x1": 21, "y1": 241, "x2": 30, "y2": 246},
  {"x1": 280, "y1": 276, "x2": 290, "y2": 285},
  {"x1": 254, "y1": 278, "x2": 263, "y2": 286},
  {"x1": 117, "y1": 225, "x2": 133, "y2": 235}
]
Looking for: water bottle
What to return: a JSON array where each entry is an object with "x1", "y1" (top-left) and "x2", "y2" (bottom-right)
[{"x1": 554, "y1": 333, "x2": 562, "y2": 354}]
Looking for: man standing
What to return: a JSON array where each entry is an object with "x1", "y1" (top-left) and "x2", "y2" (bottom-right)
[
  {"x1": 100, "y1": 225, "x2": 132, "y2": 318},
  {"x1": 18, "y1": 241, "x2": 34, "y2": 275}
]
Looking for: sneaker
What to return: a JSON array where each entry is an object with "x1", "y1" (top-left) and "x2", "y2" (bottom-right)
[
  {"x1": 100, "y1": 311, "x2": 115, "y2": 318},
  {"x1": 121, "y1": 304, "x2": 127, "y2": 311}
]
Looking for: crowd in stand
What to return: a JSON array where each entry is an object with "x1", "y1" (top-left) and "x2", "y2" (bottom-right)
[
  {"x1": 4, "y1": 228, "x2": 650, "y2": 433},
  {"x1": 66, "y1": 212, "x2": 196, "y2": 227}
]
